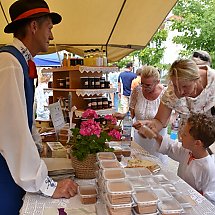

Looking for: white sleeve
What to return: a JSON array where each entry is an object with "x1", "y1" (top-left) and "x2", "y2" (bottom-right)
[
  {"x1": 0, "y1": 53, "x2": 56, "y2": 196},
  {"x1": 158, "y1": 135, "x2": 188, "y2": 163}
]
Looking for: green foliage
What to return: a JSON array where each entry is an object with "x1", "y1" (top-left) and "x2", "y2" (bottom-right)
[
  {"x1": 170, "y1": 0, "x2": 215, "y2": 67},
  {"x1": 112, "y1": 29, "x2": 168, "y2": 70},
  {"x1": 69, "y1": 128, "x2": 113, "y2": 161}
]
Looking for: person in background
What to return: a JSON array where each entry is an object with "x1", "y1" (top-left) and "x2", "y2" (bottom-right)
[
  {"x1": 192, "y1": 50, "x2": 212, "y2": 67},
  {"x1": 134, "y1": 59, "x2": 215, "y2": 145},
  {"x1": 108, "y1": 70, "x2": 119, "y2": 111},
  {"x1": 130, "y1": 66, "x2": 168, "y2": 164},
  {"x1": 0, "y1": 0, "x2": 77, "y2": 214},
  {"x1": 35, "y1": 74, "x2": 52, "y2": 120},
  {"x1": 150, "y1": 113, "x2": 215, "y2": 205},
  {"x1": 118, "y1": 62, "x2": 137, "y2": 113},
  {"x1": 131, "y1": 67, "x2": 142, "y2": 91}
]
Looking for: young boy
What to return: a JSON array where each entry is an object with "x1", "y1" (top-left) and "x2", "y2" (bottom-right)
[{"x1": 140, "y1": 113, "x2": 215, "y2": 205}]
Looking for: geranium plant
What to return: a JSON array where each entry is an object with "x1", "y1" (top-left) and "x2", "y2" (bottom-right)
[{"x1": 70, "y1": 109, "x2": 121, "y2": 161}]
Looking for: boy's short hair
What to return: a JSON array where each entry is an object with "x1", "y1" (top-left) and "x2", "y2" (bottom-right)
[
  {"x1": 126, "y1": 62, "x2": 133, "y2": 68},
  {"x1": 187, "y1": 113, "x2": 215, "y2": 148}
]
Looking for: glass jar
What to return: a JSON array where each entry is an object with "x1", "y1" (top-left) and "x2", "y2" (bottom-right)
[
  {"x1": 88, "y1": 77, "x2": 95, "y2": 89},
  {"x1": 84, "y1": 98, "x2": 92, "y2": 109},
  {"x1": 97, "y1": 97, "x2": 102, "y2": 109},
  {"x1": 108, "y1": 100, "x2": 112, "y2": 108},
  {"x1": 100, "y1": 77, "x2": 105, "y2": 88},
  {"x1": 80, "y1": 77, "x2": 89, "y2": 89},
  {"x1": 91, "y1": 98, "x2": 97, "y2": 110},
  {"x1": 104, "y1": 80, "x2": 110, "y2": 88},
  {"x1": 94, "y1": 77, "x2": 100, "y2": 89},
  {"x1": 66, "y1": 77, "x2": 70, "y2": 88},
  {"x1": 102, "y1": 97, "x2": 108, "y2": 109},
  {"x1": 57, "y1": 78, "x2": 66, "y2": 88}
]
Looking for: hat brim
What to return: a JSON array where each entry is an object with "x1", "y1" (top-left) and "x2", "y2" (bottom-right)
[{"x1": 4, "y1": 12, "x2": 62, "y2": 33}]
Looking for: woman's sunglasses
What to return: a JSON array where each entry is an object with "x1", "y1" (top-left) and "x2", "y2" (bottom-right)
[{"x1": 193, "y1": 52, "x2": 209, "y2": 62}]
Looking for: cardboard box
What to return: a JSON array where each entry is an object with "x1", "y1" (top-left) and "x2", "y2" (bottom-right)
[{"x1": 46, "y1": 142, "x2": 67, "y2": 158}]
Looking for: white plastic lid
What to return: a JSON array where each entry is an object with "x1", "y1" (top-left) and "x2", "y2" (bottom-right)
[
  {"x1": 124, "y1": 168, "x2": 141, "y2": 178},
  {"x1": 133, "y1": 188, "x2": 159, "y2": 205},
  {"x1": 153, "y1": 174, "x2": 169, "y2": 183},
  {"x1": 106, "y1": 180, "x2": 134, "y2": 194},
  {"x1": 102, "y1": 168, "x2": 125, "y2": 180},
  {"x1": 152, "y1": 186, "x2": 172, "y2": 199},
  {"x1": 99, "y1": 160, "x2": 121, "y2": 169},
  {"x1": 96, "y1": 152, "x2": 117, "y2": 161},
  {"x1": 158, "y1": 198, "x2": 184, "y2": 214},
  {"x1": 162, "y1": 183, "x2": 177, "y2": 193},
  {"x1": 129, "y1": 177, "x2": 150, "y2": 188}
]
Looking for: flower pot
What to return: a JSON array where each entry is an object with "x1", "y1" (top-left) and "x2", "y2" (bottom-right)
[{"x1": 71, "y1": 154, "x2": 97, "y2": 179}]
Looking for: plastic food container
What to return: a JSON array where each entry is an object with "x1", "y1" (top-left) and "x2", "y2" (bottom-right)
[
  {"x1": 97, "y1": 152, "x2": 117, "y2": 161},
  {"x1": 129, "y1": 177, "x2": 150, "y2": 189},
  {"x1": 78, "y1": 185, "x2": 97, "y2": 204},
  {"x1": 153, "y1": 174, "x2": 169, "y2": 184},
  {"x1": 162, "y1": 183, "x2": 177, "y2": 193},
  {"x1": 105, "y1": 198, "x2": 132, "y2": 215},
  {"x1": 121, "y1": 146, "x2": 131, "y2": 157},
  {"x1": 158, "y1": 198, "x2": 184, "y2": 215},
  {"x1": 132, "y1": 208, "x2": 159, "y2": 215},
  {"x1": 102, "y1": 168, "x2": 125, "y2": 180},
  {"x1": 124, "y1": 168, "x2": 141, "y2": 178},
  {"x1": 137, "y1": 167, "x2": 152, "y2": 176},
  {"x1": 171, "y1": 193, "x2": 191, "y2": 208},
  {"x1": 152, "y1": 187, "x2": 172, "y2": 200},
  {"x1": 142, "y1": 176, "x2": 159, "y2": 187},
  {"x1": 133, "y1": 188, "x2": 159, "y2": 214},
  {"x1": 99, "y1": 160, "x2": 121, "y2": 169},
  {"x1": 106, "y1": 180, "x2": 134, "y2": 204}
]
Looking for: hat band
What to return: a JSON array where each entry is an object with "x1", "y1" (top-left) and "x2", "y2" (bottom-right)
[{"x1": 14, "y1": 8, "x2": 50, "y2": 21}]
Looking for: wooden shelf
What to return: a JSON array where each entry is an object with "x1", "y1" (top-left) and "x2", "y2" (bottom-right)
[{"x1": 75, "y1": 108, "x2": 115, "y2": 117}]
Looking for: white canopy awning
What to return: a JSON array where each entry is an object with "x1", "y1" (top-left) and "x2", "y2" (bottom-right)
[{"x1": 0, "y1": 0, "x2": 177, "y2": 62}]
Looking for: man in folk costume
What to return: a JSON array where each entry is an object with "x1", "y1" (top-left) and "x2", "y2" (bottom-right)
[{"x1": 0, "y1": 0, "x2": 78, "y2": 214}]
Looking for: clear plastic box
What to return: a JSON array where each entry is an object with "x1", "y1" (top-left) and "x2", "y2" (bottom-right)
[
  {"x1": 78, "y1": 185, "x2": 97, "y2": 204},
  {"x1": 153, "y1": 174, "x2": 169, "y2": 184},
  {"x1": 132, "y1": 208, "x2": 159, "y2": 215},
  {"x1": 158, "y1": 198, "x2": 184, "y2": 215},
  {"x1": 96, "y1": 152, "x2": 117, "y2": 161},
  {"x1": 142, "y1": 176, "x2": 160, "y2": 187},
  {"x1": 129, "y1": 177, "x2": 150, "y2": 189},
  {"x1": 152, "y1": 186, "x2": 172, "y2": 200},
  {"x1": 102, "y1": 168, "x2": 125, "y2": 180},
  {"x1": 162, "y1": 183, "x2": 177, "y2": 193},
  {"x1": 137, "y1": 167, "x2": 152, "y2": 176},
  {"x1": 106, "y1": 180, "x2": 134, "y2": 204},
  {"x1": 172, "y1": 193, "x2": 191, "y2": 208},
  {"x1": 99, "y1": 160, "x2": 121, "y2": 169},
  {"x1": 124, "y1": 168, "x2": 141, "y2": 178},
  {"x1": 132, "y1": 188, "x2": 159, "y2": 214}
]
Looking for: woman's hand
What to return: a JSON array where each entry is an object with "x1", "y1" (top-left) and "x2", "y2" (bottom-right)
[
  {"x1": 52, "y1": 179, "x2": 78, "y2": 199},
  {"x1": 112, "y1": 112, "x2": 126, "y2": 120}
]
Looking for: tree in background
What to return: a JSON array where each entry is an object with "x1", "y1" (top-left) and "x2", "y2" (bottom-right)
[
  {"x1": 170, "y1": 0, "x2": 215, "y2": 67},
  {"x1": 113, "y1": 28, "x2": 168, "y2": 70}
]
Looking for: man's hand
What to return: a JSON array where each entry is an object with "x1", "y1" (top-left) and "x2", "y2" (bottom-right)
[{"x1": 52, "y1": 179, "x2": 78, "y2": 199}]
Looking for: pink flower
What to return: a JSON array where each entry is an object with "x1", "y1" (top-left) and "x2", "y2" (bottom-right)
[
  {"x1": 104, "y1": 114, "x2": 117, "y2": 125},
  {"x1": 80, "y1": 119, "x2": 102, "y2": 137},
  {"x1": 108, "y1": 129, "x2": 121, "y2": 140},
  {"x1": 82, "y1": 109, "x2": 98, "y2": 119}
]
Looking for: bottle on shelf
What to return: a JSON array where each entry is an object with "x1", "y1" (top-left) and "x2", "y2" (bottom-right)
[
  {"x1": 102, "y1": 50, "x2": 108, "y2": 66},
  {"x1": 122, "y1": 111, "x2": 132, "y2": 146},
  {"x1": 62, "y1": 53, "x2": 68, "y2": 67},
  {"x1": 67, "y1": 53, "x2": 71, "y2": 67}
]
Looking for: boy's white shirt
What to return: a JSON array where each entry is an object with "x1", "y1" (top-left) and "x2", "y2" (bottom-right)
[{"x1": 159, "y1": 135, "x2": 215, "y2": 205}]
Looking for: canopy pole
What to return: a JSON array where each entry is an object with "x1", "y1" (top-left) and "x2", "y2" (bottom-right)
[{"x1": 0, "y1": 1, "x2": 9, "y2": 24}]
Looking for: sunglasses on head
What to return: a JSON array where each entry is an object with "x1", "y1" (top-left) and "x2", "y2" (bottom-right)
[{"x1": 193, "y1": 51, "x2": 209, "y2": 62}]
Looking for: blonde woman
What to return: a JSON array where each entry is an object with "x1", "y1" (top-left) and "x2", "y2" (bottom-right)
[
  {"x1": 136, "y1": 59, "x2": 215, "y2": 149},
  {"x1": 130, "y1": 66, "x2": 168, "y2": 164}
]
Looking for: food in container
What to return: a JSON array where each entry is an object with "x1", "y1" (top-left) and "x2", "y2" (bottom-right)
[
  {"x1": 106, "y1": 180, "x2": 134, "y2": 204},
  {"x1": 139, "y1": 125, "x2": 157, "y2": 139},
  {"x1": 99, "y1": 160, "x2": 121, "y2": 169},
  {"x1": 158, "y1": 198, "x2": 184, "y2": 215},
  {"x1": 112, "y1": 146, "x2": 122, "y2": 156},
  {"x1": 129, "y1": 177, "x2": 150, "y2": 189},
  {"x1": 121, "y1": 146, "x2": 131, "y2": 157},
  {"x1": 97, "y1": 152, "x2": 117, "y2": 161},
  {"x1": 133, "y1": 188, "x2": 159, "y2": 214},
  {"x1": 102, "y1": 168, "x2": 125, "y2": 180},
  {"x1": 132, "y1": 208, "x2": 159, "y2": 215},
  {"x1": 124, "y1": 168, "x2": 141, "y2": 178},
  {"x1": 105, "y1": 196, "x2": 132, "y2": 215},
  {"x1": 78, "y1": 185, "x2": 97, "y2": 204},
  {"x1": 162, "y1": 183, "x2": 177, "y2": 193}
]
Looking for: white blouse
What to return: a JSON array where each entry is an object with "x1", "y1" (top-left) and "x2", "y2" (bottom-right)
[
  {"x1": 159, "y1": 136, "x2": 215, "y2": 205},
  {"x1": 0, "y1": 38, "x2": 56, "y2": 196}
]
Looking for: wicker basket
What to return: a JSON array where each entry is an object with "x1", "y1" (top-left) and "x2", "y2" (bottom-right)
[{"x1": 71, "y1": 154, "x2": 97, "y2": 179}]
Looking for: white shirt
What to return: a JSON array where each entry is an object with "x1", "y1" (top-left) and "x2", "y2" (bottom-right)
[
  {"x1": 0, "y1": 38, "x2": 56, "y2": 196},
  {"x1": 159, "y1": 135, "x2": 215, "y2": 205}
]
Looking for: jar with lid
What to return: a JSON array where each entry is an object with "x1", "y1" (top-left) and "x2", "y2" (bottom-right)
[
  {"x1": 84, "y1": 98, "x2": 92, "y2": 109},
  {"x1": 91, "y1": 98, "x2": 97, "y2": 110},
  {"x1": 94, "y1": 77, "x2": 100, "y2": 89},
  {"x1": 80, "y1": 77, "x2": 89, "y2": 89},
  {"x1": 102, "y1": 97, "x2": 108, "y2": 109},
  {"x1": 66, "y1": 77, "x2": 70, "y2": 88},
  {"x1": 88, "y1": 77, "x2": 95, "y2": 89},
  {"x1": 104, "y1": 80, "x2": 110, "y2": 88},
  {"x1": 97, "y1": 97, "x2": 102, "y2": 109},
  {"x1": 100, "y1": 77, "x2": 105, "y2": 88},
  {"x1": 57, "y1": 78, "x2": 66, "y2": 88},
  {"x1": 108, "y1": 100, "x2": 112, "y2": 108},
  {"x1": 48, "y1": 81, "x2": 52, "y2": 88}
]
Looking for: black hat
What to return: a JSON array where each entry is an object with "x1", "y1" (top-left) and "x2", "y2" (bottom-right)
[{"x1": 4, "y1": 0, "x2": 62, "y2": 33}]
